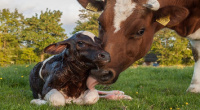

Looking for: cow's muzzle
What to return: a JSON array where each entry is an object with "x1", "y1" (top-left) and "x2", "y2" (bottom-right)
[{"x1": 90, "y1": 68, "x2": 116, "y2": 85}]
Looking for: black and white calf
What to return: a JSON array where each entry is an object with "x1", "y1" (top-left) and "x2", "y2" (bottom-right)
[
  {"x1": 29, "y1": 31, "x2": 132, "y2": 106},
  {"x1": 29, "y1": 31, "x2": 111, "y2": 106}
]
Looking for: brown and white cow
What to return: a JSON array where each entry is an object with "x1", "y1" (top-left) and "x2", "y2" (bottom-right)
[{"x1": 77, "y1": 0, "x2": 200, "y2": 93}]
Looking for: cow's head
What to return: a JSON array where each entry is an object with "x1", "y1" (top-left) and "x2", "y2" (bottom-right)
[{"x1": 77, "y1": 0, "x2": 189, "y2": 84}]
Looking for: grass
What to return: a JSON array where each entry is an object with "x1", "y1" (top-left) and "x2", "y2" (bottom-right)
[{"x1": 0, "y1": 65, "x2": 200, "y2": 110}]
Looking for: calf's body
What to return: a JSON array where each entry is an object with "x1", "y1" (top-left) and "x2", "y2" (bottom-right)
[{"x1": 29, "y1": 31, "x2": 111, "y2": 106}]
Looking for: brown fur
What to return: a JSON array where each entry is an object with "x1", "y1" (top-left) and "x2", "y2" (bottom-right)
[{"x1": 78, "y1": 0, "x2": 200, "y2": 84}]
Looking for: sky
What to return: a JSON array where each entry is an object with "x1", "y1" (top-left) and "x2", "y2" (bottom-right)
[{"x1": 0, "y1": 0, "x2": 84, "y2": 36}]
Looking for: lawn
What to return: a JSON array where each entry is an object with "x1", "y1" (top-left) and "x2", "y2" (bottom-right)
[{"x1": 0, "y1": 65, "x2": 200, "y2": 110}]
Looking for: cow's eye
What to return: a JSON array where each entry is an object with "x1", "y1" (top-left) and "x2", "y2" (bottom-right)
[
  {"x1": 137, "y1": 28, "x2": 145, "y2": 36},
  {"x1": 77, "y1": 41, "x2": 85, "y2": 47}
]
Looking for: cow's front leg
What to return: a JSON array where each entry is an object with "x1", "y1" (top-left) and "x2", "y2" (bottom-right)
[
  {"x1": 187, "y1": 40, "x2": 200, "y2": 93},
  {"x1": 98, "y1": 90, "x2": 132, "y2": 100}
]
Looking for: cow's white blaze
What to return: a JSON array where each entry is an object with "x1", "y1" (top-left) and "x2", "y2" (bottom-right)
[
  {"x1": 39, "y1": 55, "x2": 54, "y2": 80},
  {"x1": 187, "y1": 28, "x2": 200, "y2": 40},
  {"x1": 145, "y1": 0, "x2": 160, "y2": 11},
  {"x1": 114, "y1": 0, "x2": 136, "y2": 33},
  {"x1": 187, "y1": 40, "x2": 200, "y2": 93},
  {"x1": 77, "y1": 31, "x2": 96, "y2": 41}
]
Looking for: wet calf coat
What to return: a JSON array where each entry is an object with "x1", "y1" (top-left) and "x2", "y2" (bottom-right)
[{"x1": 29, "y1": 31, "x2": 110, "y2": 106}]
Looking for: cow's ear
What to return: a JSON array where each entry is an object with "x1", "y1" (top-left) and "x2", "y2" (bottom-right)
[
  {"x1": 77, "y1": 0, "x2": 106, "y2": 12},
  {"x1": 44, "y1": 40, "x2": 71, "y2": 55},
  {"x1": 154, "y1": 6, "x2": 189, "y2": 27}
]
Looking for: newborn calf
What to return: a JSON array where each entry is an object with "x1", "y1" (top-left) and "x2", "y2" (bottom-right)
[{"x1": 29, "y1": 31, "x2": 110, "y2": 106}]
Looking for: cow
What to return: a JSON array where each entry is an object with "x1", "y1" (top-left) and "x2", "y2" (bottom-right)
[
  {"x1": 29, "y1": 31, "x2": 132, "y2": 106},
  {"x1": 77, "y1": 0, "x2": 200, "y2": 93}
]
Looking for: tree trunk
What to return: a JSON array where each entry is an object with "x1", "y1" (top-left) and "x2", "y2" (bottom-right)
[
  {"x1": 3, "y1": 40, "x2": 6, "y2": 48},
  {"x1": 40, "y1": 52, "x2": 44, "y2": 61}
]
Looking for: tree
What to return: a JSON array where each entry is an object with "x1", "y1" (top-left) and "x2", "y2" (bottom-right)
[
  {"x1": 0, "y1": 9, "x2": 25, "y2": 66},
  {"x1": 151, "y1": 28, "x2": 193, "y2": 65},
  {"x1": 19, "y1": 48, "x2": 39, "y2": 64},
  {"x1": 72, "y1": 9, "x2": 100, "y2": 36},
  {"x1": 23, "y1": 9, "x2": 67, "y2": 61}
]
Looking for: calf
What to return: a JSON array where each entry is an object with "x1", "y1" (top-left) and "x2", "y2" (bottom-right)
[{"x1": 29, "y1": 31, "x2": 111, "y2": 106}]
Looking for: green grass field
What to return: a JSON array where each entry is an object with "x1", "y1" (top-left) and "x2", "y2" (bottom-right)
[{"x1": 0, "y1": 65, "x2": 200, "y2": 110}]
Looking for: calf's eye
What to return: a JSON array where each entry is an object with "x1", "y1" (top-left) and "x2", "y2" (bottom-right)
[{"x1": 77, "y1": 41, "x2": 85, "y2": 47}]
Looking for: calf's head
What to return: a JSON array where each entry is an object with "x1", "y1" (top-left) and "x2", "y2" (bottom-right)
[
  {"x1": 44, "y1": 31, "x2": 110, "y2": 72},
  {"x1": 78, "y1": 0, "x2": 189, "y2": 84}
]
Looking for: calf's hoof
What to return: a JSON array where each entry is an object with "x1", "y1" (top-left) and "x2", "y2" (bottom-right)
[
  {"x1": 44, "y1": 89, "x2": 65, "y2": 106},
  {"x1": 187, "y1": 84, "x2": 200, "y2": 93},
  {"x1": 100, "y1": 94, "x2": 133, "y2": 100},
  {"x1": 30, "y1": 99, "x2": 47, "y2": 105}
]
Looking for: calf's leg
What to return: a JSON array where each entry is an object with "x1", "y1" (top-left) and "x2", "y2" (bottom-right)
[
  {"x1": 98, "y1": 90, "x2": 124, "y2": 95},
  {"x1": 187, "y1": 40, "x2": 200, "y2": 93},
  {"x1": 98, "y1": 90, "x2": 132, "y2": 100},
  {"x1": 44, "y1": 89, "x2": 65, "y2": 106}
]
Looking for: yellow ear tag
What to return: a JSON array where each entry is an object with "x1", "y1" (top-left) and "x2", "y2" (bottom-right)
[
  {"x1": 86, "y1": 3, "x2": 98, "y2": 12},
  {"x1": 156, "y1": 15, "x2": 170, "y2": 26}
]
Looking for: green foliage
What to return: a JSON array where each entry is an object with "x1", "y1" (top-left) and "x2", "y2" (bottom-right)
[
  {"x1": 151, "y1": 28, "x2": 193, "y2": 66},
  {"x1": 72, "y1": 9, "x2": 100, "y2": 36},
  {"x1": 0, "y1": 8, "x2": 194, "y2": 66},
  {"x1": 0, "y1": 8, "x2": 67, "y2": 66},
  {"x1": 0, "y1": 9, "x2": 25, "y2": 66},
  {"x1": 1, "y1": 65, "x2": 200, "y2": 109},
  {"x1": 18, "y1": 48, "x2": 39, "y2": 64},
  {"x1": 23, "y1": 9, "x2": 67, "y2": 61}
]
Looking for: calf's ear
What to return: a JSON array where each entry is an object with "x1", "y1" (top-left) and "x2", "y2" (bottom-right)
[
  {"x1": 44, "y1": 40, "x2": 71, "y2": 55},
  {"x1": 154, "y1": 6, "x2": 189, "y2": 27},
  {"x1": 77, "y1": 0, "x2": 106, "y2": 12}
]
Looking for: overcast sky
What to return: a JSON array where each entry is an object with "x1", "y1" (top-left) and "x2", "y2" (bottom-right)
[{"x1": 0, "y1": 0, "x2": 84, "y2": 36}]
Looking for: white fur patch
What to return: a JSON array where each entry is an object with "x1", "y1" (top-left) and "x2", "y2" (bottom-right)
[
  {"x1": 65, "y1": 89, "x2": 99, "y2": 105},
  {"x1": 44, "y1": 89, "x2": 65, "y2": 106},
  {"x1": 77, "y1": 31, "x2": 96, "y2": 41},
  {"x1": 39, "y1": 56, "x2": 54, "y2": 80},
  {"x1": 30, "y1": 99, "x2": 47, "y2": 105},
  {"x1": 114, "y1": 0, "x2": 136, "y2": 33},
  {"x1": 145, "y1": 0, "x2": 160, "y2": 11},
  {"x1": 187, "y1": 28, "x2": 200, "y2": 40},
  {"x1": 83, "y1": 89, "x2": 99, "y2": 105}
]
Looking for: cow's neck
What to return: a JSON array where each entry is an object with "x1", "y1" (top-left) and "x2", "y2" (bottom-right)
[
  {"x1": 158, "y1": 0, "x2": 200, "y2": 37},
  {"x1": 158, "y1": 0, "x2": 200, "y2": 8}
]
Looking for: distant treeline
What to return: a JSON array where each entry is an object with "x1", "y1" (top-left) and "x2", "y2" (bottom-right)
[
  {"x1": 0, "y1": 9, "x2": 194, "y2": 66},
  {"x1": 0, "y1": 9, "x2": 67, "y2": 66}
]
